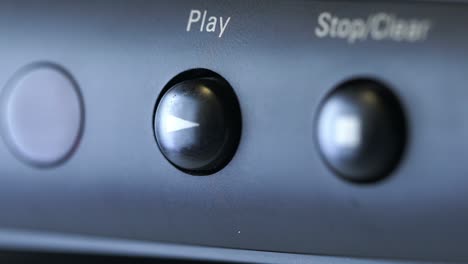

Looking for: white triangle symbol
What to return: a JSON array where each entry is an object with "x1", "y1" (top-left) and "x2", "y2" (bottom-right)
[{"x1": 165, "y1": 114, "x2": 200, "y2": 133}]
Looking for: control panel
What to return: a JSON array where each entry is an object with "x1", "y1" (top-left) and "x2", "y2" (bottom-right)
[{"x1": 0, "y1": 1, "x2": 467, "y2": 263}]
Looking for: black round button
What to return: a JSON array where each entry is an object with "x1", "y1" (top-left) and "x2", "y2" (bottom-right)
[
  {"x1": 154, "y1": 73, "x2": 241, "y2": 175},
  {"x1": 315, "y1": 79, "x2": 407, "y2": 183}
]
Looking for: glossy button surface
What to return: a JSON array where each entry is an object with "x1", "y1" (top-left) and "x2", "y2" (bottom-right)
[
  {"x1": 1, "y1": 64, "x2": 83, "y2": 167},
  {"x1": 315, "y1": 79, "x2": 407, "y2": 183},
  {"x1": 154, "y1": 75, "x2": 241, "y2": 175}
]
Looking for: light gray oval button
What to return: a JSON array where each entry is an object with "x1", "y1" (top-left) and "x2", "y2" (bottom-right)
[{"x1": 1, "y1": 64, "x2": 83, "y2": 167}]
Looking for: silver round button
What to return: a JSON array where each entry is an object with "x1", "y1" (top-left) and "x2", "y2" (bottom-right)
[{"x1": 1, "y1": 63, "x2": 84, "y2": 167}]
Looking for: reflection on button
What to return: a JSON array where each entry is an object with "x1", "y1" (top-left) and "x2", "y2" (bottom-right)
[
  {"x1": 1, "y1": 63, "x2": 84, "y2": 167},
  {"x1": 333, "y1": 114, "x2": 362, "y2": 149}
]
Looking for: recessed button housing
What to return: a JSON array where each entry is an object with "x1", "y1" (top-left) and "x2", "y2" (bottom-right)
[
  {"x1": 154, "y1": 70, "x2": 241, "y2": 175},
  {"x1": 315, "y1": 79, "x2": 407, "y2": 183},
  {"x1": 1, "y1": 63, "x2": 83, "y2": 167}
]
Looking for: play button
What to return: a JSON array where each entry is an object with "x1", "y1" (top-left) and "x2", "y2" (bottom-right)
[{"x1": 153, "y1": 73, "x2": 242, "y2": 175}]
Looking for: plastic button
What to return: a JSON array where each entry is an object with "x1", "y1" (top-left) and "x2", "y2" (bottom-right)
[
  {"x1": 154, "y1": 73, "x2": 241, "y2": 175},
  {"x1": 1, "y1": 64, "x2": 83, "y2": 167},
  {"x1": 315, "y1": 79, "x2": 407, "y2": 183}
]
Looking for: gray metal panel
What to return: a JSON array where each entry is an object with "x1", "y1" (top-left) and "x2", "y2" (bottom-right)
[
  {"x1": 0, "y1": 0, "x2": 466, "y2": 263},
  {"x1": 0, "y1": 229, "x2": 447, "y2": 264}
]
